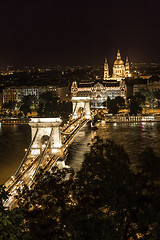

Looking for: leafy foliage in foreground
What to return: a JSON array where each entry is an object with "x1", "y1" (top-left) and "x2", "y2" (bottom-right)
[
  {"x1": 0, "y1": 186, "x2": 24, "y2": 240},
  {"x1": 37, "y1": 92, "x2": 72, "y2": 119},
  {"x1": 1, "y1": 137, "x2": 160, "y2": 239}
]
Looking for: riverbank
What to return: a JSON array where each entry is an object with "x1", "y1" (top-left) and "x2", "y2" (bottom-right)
[
  {"x1": 0, "y1": 118, "x2": 29, "y2": 125},
  {"x1": 104, "y1": 115, "x2": 160, "y2": 123},
  {"x1": 1, "y1": 112, "x2": 160, "y2": 126}
]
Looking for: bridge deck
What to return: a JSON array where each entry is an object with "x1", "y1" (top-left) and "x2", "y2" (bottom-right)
[{"x1": 4, "y1": 116, "x2": 90, "y2": 209}]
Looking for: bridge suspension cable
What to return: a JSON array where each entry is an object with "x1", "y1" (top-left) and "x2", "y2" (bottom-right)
[
  {"x1": 70, "y1": 102, "x2": 77, "y2": 119},
  {"x1": 14, "y1": 128, "x2": 39, "y2": 177},
  {"x1": 30, "y1": 128, "x2": 53, "y2": 184},
  {"x1": 61, "y1": 102, "x2": 86, "y2": 135},
  {"x1": 65, "y1": 102, "x2": 78, "y2": 126}
]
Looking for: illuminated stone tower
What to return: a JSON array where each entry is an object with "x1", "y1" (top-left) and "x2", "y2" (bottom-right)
[
  {"x1": 125, "y1": 57, "x2": 131, "y2": 77},
  {"x1": 71, "y1": 81, "x2": 78, "y2": 97},
  {"x1": 112, "y1": 50, "x2": 125, "y2": 79},
  {"x1": 103, "y1": 58, "x2": 109, "y2": 80}
]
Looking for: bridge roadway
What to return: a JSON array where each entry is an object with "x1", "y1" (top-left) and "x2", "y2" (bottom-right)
[{"x1": 4, "y1": 116, "x2": 90, "y2": 209}]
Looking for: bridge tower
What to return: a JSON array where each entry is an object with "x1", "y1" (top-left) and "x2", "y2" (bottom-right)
[
  {"x1": 29, "y1": 118, "x2": 62, "y2": 156},
  {"x1": 71, "y1": 97, "x2": 91, "y2": 119}
]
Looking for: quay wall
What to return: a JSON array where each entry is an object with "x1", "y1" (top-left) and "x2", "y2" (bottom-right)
[{"x1": 104, "y1": 115, "x2": 160, "y2": 123}]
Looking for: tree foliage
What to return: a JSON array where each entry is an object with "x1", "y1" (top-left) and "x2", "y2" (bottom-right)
[
  {"x1": 37, "y1": 92, "x2": 71, "y2": 119},
  {"x1": 154, "y1": 90, "x2": 160, "y2": 100},
  {"x1": 20, "y1": 95, "x2": 37, "y2": 116},
  {"x1": 2, "y1": 101, "x2": 17, "y2": 111},
  {"x1": 140, "y1": 89, "x2": 155, "y2": 108},
  {"x1": 13, "y1": 137, "x2": 160, "y2": 239},
  {"x1": 129, "y1": 97, "x2": 142, "y2": 115},
  {"x1": 0, "y1": 185, "x2": 24, "y2": 240},
  {"x1": 107, "y1": 98, "x2": 119, "y2": 114},
  {"x1": 1, "y1": 138, "x2": 160, "y2": 239},
  {"x1": 134, "y1": 92, "x2": 146, "y2": 105},
  {"x1": 107, "y1": 96, "x2": 125, "y2": 114}
]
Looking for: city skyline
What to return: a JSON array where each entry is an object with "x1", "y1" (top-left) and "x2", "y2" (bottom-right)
[{"x1": 0, "y1": 0, "x2": 159, "y2": 66}]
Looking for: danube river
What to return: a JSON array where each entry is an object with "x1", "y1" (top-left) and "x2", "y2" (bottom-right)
[{"x1": 0, "y1": 122, "x2": 160, "y2": 184}]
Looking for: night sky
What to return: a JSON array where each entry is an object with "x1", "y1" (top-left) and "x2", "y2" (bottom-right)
[{"x1": 0, "y1": 0, "x2": 159, "y2": 66}]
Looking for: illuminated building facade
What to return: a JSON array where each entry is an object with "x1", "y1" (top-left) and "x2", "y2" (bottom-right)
[
  {"x1": 104, "y1": 58, "x2": 109, "y2": 79},
  {"x1": 125, "y1": 75, "x2": 160, "y2": 99},
  {"x1": 3, "y1": 87, "x2": 44, "y2": 103},
  {"x1": 71, "y1": 80, "x2": 125, "y2": 108},
  {"x1": 3, "y1": 86, "x2": 70, "y2": 104},
  {"x1": 147, "y1": 75, "x2": 160, "y2": 93},
  {"x1": 71, "y1": 51, "x2": 129, "y2": 108},
  {"x1": 3, "y1": 87, "x2": 18, "y2": 103},
  {"x1": 104, "y1": 50, "x2": 131, "y2": 80}
]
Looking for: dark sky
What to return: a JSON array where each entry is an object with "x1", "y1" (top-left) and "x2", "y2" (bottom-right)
[{"x1": 0, "y1": 0, "x2": 159, "y2": 66}]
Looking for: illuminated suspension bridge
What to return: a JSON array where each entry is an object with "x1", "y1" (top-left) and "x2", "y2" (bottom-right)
[{"x1": 4, "y1": 97, "x2": 95, "y2": 209}]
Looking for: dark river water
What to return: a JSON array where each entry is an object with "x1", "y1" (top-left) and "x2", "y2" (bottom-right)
[{"x1": 0, "y1": 122, "x2": 160, "y2": 184}]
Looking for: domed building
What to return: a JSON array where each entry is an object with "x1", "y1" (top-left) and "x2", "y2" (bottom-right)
[
  {"x1": 104, "y1": 58, "x2": 109, "y2": 79},
  {"x1": 71, "y1": 50, "x2": 129, "y2": 108},
  {"x1": 112, "y1": 50, "x2": 125, "y2": 78},
  {"x1": 104, "y1": 50, "x2": 131, "y2": 80}
]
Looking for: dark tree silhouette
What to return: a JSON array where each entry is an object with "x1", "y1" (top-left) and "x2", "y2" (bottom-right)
[
  {"x1": 0, "y1": 185, "x2": 24, "y2": 240},
  {"x1": 15, "y1": 138, "x2": 160, "y2": 239}
]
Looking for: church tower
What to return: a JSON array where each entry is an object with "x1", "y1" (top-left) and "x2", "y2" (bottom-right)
[
  {"x1": 125, "y1": 57, "x2": 131, "y2": 77},
  {"x1": 104, "y1": 58, "x2": 109, "y2": 80},
  {"x1": 112, "y1": 50, "x2": 125, "y2": 79},
  {"x1": 71, "y1": 81, "x2": 78, "y2": 96},
  {"x1": 117, "y1": 49, "x2": 121, "y2": 61}
]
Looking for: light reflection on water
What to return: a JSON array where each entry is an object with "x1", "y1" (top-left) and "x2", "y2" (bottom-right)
[
  {"x1": 0, "y1": 125, "x2": 30, "y2": 184},
  {"x1": 66, "y1": 122, "x2": 160, "y2": 170},
  {"x1": 0, "y1": 122, "x2": 160, "y2": 184}
]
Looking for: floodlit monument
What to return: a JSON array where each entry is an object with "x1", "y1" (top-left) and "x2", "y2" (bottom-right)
[
  {"x1": 29, "y1": 118, "x2": 62, "y2": 156},
  {"x1": 71, "y1": 50, "x2": 131, "y2": 107},
  {"x1": 104, "y1": 50, "x2": 131, "y2": 80},
  {"x1": 71, "y1": 96, "x2": 91, "y2": 119}
]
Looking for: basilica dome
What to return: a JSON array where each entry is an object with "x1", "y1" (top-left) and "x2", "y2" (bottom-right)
[
  {"x1": 114, "y1": 49, "x2": 124, "y2": 66},
  {"x1": 114, "y1": 58, "x2": 124, "y2": 65}
]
